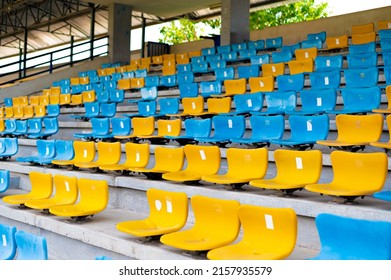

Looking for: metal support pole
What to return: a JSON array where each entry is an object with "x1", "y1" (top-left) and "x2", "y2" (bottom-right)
[
  {"x1": 70, "y1": 36, "x2": 74, "y2": 66},
  {"x1": 23, "y1": 28, "x2": 28, "y2": 78},
  {"x1": 90, "y1": 3, "x2": 96, "y2": 60},
  {"x1": 141, "y1": 15, "x2": 146, "y2": 58},
  {"x1": 18, "y1": 48, "x2": 23, "y2": 79}
]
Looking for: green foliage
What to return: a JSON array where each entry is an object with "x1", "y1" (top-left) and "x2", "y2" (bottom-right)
[
  {"x1": 250, "y1": 0, "x2": 329, "y2": 30},
  {"x1": 158, "y1": 0, "x2": 329, "y2": 44}
]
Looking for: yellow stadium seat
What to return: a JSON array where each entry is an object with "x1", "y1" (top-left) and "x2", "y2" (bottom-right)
[
  {"x1": 351, "y1": 31, "x2": 376, "y2": 45},
  {"x1": 50, "y1": 86, "x2": 61, "y2": 95},
  {"x1": 12, "y1": 106, "x2": 24, "y2": 119},
  {"x1": 152, "y1": 55, "x2": 163, "y2": 65},
  {"x1": 316, "y1": 114, "x2": 383, "y2": 151},
  {"x1": 34, "y1": 105, "x2": 46, "y2": 118},
  {"x1": 162, "y1": 144, "x2": 221, "y2": 183},
  {"x1": 126, "y1": 64, "x2": 138, "y2": 71},
  {"x1": 305, "y1": 151, "x2": 388, "y2": 203},
  {"x1": 74, "y1": 141, "x2": 121, "y2": 170},
  {"x1": 163, "y1": 54, "x2": 175, "y2": 61},
  {"x1": 116, "y1": 188, "x2": 188, "y2": 237},
  {"x1": 82, "y1": 90, "x2": 96, "y2": 103},
  {"x1": 373, "y1": 85, "x2": 391, "y2": 114},
  {"x1": 262, "y1": 63, "x2": 285, "y2": 77},
  {"x1": 12, "y1": 97, "x2": 20, "y2": 107},
  {"x1": 99, "y1": 142, "x2": 149, "y2": 172},
  {"x1": 129, "y1": 146, "x2": 185, "y2": 180},
  {"x1": 4, "y1": 107, "x2": 13, "y2": 118},
  {"x1": 49, "y1": 93, "x2": 60, "y2": 105},
  {"x1": 162, "y1": 65, "x2": 176, "y2": 76},
  {"x1": 19, "y1": 96, "x2": 28, "y2": 107},
  {"x1": 207, "y1": 204, "x2": 297, "y2": 260},
  {"x1": 105, "y1": 67, "x2": 116, "y2": 76},
  {"x1": 188, "y1": 50, "x2": 201, "y2": 58},
  {"x1": 70, "y1": 77, "x2": 80, "y2": 86},
  {"x1": 352, "y1": 22, "x2": 374, "y2": 34},
  {"x1": 325, "y1": 35, "x2": 349, "y2": 50},
  {"x1": 52, "y1": 141, "x2": 96, "y2": 168},
  {"x1": 69, "y1": 94, "x2": 83, "y2": 106},
  {"x1": 160, "y1": 195, "x2": 240, "y2": 251},
  {"x1": 130, "y1": 58, "x2": 140, "y2": 67},
  {"x1": 118, "y1": 78, "x2": 131, "y2": 90},
  {"x1": 138, "y1": 64, "x2": 150, "y2": 72},
  {"x1": 163, "y1": 59, "x2": 176, "y2": 68},
  {"x1": 29, "y1": 96, "x2": 40, "y2": 106},
  {"x1": 138, "y1": 118, "x2": 181, "y2": 141},
  {"x1": 2, "y1": 172, "x2": 53, "y2": 207},
  {"x1": 115, "y1": 116, "x2": 155, "y2": 141},
  {"x1": 249, "y1": 149, "x2": 322, "y2": 195},
  {"x1": 22, "y1": 106, "x2": 34, "y2": 119},
  {"x1": 140, "y1": 57, "x2": 151, "y2": 66},
  {"x1": 378, "y1": 20, "x2": 391, "y2": 31},
  {"x1": 59, "y1": 94, "x2": 71, "y2": 106},
  {"x1": 248, "y1": 76, "x2": 275, "y2": 93},
  {"x1": 219, "y1": 78, "x2": 247, "y2": 97},
  {"x1": 24, "y1": 175, "x2": 78, "y2": 212},
  {"x1": 97, "y1": 69, "x2": 106, "y2": 76},
  {"x1": 202, "y1": 147, "x2": 268, "y2": 189},
  {"x1": 176, "y1": 56, "x2": 190, "y2": 65},
  {"x1": 192, "y1": 97, "x2": 232, "y2": 117},
  {"x1": 49, "y1": 178, "x2": 109, "y2": 222},
  {"x1": 42, "y1": 88, "x2": 51, "y2": 96},
  {"x1": 167, "y1": 96, "x2": 204, "y2": 118},
  {"x1": 79, "y1": 76, "x2": 89, "y2": 85},
  {"x1": 39, "y1": 95, "x2": 50, "y2": 106},
  {"x1": 0, "y1": 118, "x2": 4, "y2": 132},
  {"x1": 295, "y1": 47, "x2": 318, "y2": 61},
  {"x1": 130, "y1": 77, "x2": 145, "y2": 89},
  {"x1": 370, "y1": 114, "x2": 391, "y2": 150},
  {"x1": 288, "y1": 58, "x2": 314, "y2": 75}
]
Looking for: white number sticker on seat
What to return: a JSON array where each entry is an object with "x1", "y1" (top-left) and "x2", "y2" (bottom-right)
[
  {"x1": 296, "y1": 157, "x2": 303, "y2": 169},
  {"x1": 167, "y1": 124, "x2": 172, "y2": 133},
  {"x1": 336, "y1": 38, "x2": 340, "y2": 45},
  {"x1": 228, "y1": 119, "x2": 233, "y2": 128},
  {"x1": 65, "y1": 181, "x2": 70, "y2": 192},
  {"x1": 166, "y1": 200, "x2": 173, "y2": 214},
  {"x1": 324, "y1": 76, "x2": 329, "y2": 85},
  {"x1": 199, "y1": 150, "x2": 206, "y2": 160},
  {"x1": 135, "y1": 152, "x2": 140, "y2": 162},
  {"x1": 83, "y1": 149, "x2": 88, "y2": 158},
  {"x1": 305, "y1": 52, "x2": 309, "y2": 58},
  {"x1": 247, "y1": 99, "x2": 253, "y2": 107},
  {"x1": 260, "y1": 81, "x2": 264, "y2": 87},
  {"x1": 191, "y1": 102, "x2": 196, "y2": 109},
  {"x1": 317, "y1": 97, "x2": 322, "y2": 107},
  {"x1": 2, "y1": 234, "x2": 6, "y2": 247},
  {"x1": 265, "y1": 214, "x2": 274, "y2": 230},
  {"x1": 326, "y1": 59, "x2": 331, "y2": 67},
  {"x1": 272, "y1": 66, "x2": 276, "y2": 72},
  {"x1": 155, "y1": 200, "x2": 162, "y2": 211}
]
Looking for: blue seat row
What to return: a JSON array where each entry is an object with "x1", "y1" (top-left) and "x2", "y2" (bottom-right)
[{"x1": 0, "y1": 117, "x2": 59, "y2": 139}]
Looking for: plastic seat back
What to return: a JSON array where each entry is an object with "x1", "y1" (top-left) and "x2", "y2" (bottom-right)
[
  {"x1": 131, "y1": 116, "x2": 155, "y2": 137},
  {"x1": 250, "y1": 53, "x2": 270, "y2": 66},
  {"x1": 344, "y1": 67, "x2": 379, "y2": 88},
  {"x1": 325, "y1": 34, "x2": 348, "y2": 49},
  {"x1": 248, "y1": 39, "x2": 265, "y2": 50},
  {"x1": 249, "y1": 114, "x2": 285, "y2": 140},
  {"x1": 349, "y1": 42, "x2": 376, "y2": 54},
  {"x1": 210, "y1": 115, "x2": 246, "y2": 140},
  {"x1": 200, "y1": 81, "x2": 222, "y2": 98},
  {"x1": 237, "y1": 65, "x2": 260, "y2": 79},
  {"x1": 340, "y1": 87, "x2": 381, "y2": 113},
  {"x1": 177, "y1": 72, "x2": 194, "y2": 84},
  {"x1": 13, "y1": 106, "x2": 24, "y2": 119},
  {"x1": 217, "y1": 45, "x2": 231, "y2": 54},
  {"x1": 183, "y1": 118, "x2": 212, "y2": 138},
  {"x1": 23, "y1": 106, "x2": 34, "y2": 119},
  {"x1": 1, "y1": 138, "x2": 18, "y2": 157},
  {"x1": 223, "y1": 78, "x2": 247, "y2": 96},
  {"x1": 314, "y1": 55, "x2": 343, "y2": 72},
  {"x1": 179, "y1": 83, "x2": 199, "y2": 99},
  {"x1": 264, "y1": 91, "x2": 297, "y2": 113},
  {"x1": 309, "y1": 70, "x2": 341, "y2": 89},
  {"x1": 109, "y1": 89, "x2": 125, "y2": 103},
  {"x1": 271, "y1": 50, "x2": 293, "y2": 63},
  {"x1": 287, "y1": 114, "x2": 329, "y2": 142},
  {"x1": 160, "y1": 195, "x2": 240, "y2": 251},
  {"x1": 313, "y1": 213, "x2": 391, "y2": 260},
  {"x1": 110, "y1": 117, "x2": 131, "y2": 137},
  {"x1": 234, "y1": 92, "x2": 264, "y2": 114},
  {"x1": 262, "y1": 63, "x2": 285, "y2": 77},
  {"x1": 201, "y1": 47, "x2": 215, "y2": 56},
  {"x1": 248, "y1": 76, "x2": 275, "y2": 93},
  {"x1": 182, "y1": 144, "x2": 221, "y2": 175},
  {"x1": 0, "y1": 169, "x2": 10, "y2": 193},
  {"x1": 53, "y1": 140, "x2": 74, "y2": 161},
  {"x1": 204, "y1": 97, "x2": 231, "y2": 114},
  {"x1": 139, "y1": 86, "x2": 158, "y2": 101},
  {"x1": 81, "y1": 102, "x2": 100, "y2": 119},
  {"x1": 26, "y1": 118, "x2": 42, "y2": 135},
  {"x1": 238, "y1": 48, "x2": 256, "y2": 60},
  {"x1": 157, "y1": 97, "x2": 180, "y2": 115},
  {"x1": 215, "y1": 67, "x2": 235, "y2": 82},
  {"x1": 347, "y1": 52, "x2": 378, "y2": 68},
  {"x1": 93, "y1": 142, "x2": 121, "y2": 165},
  {"x1": 180, "y1": 96, "x2": 204, "y2": 115},
  {"x1": 160, "y1": 74, "x2": 177, "y2": 87},
  {"x1": 99, "y1": 102, "x2": 117, "y2": 118},
  {"x1": 0, "y1": 223, "x2": 16, "y2": 260},
  {"x1": 15, "y1": 231, "x2": 48, "y2": 260},
  {"x1": 36, "y1": 139, "x2": 56, "y2": 159},
  {"x1": 299, "y1": 89, "x2": 337, "y2": 113},
  {"x1": 207, "y1": 205, "x2": 297, "y2": 260},
  {"x1": 42, "y1": 117, "x2": 59, "y2": 136},
  {"x1": 90, "y1": 117, "x2": 110, "y2": 136},
  {"x1": 281, "y1": 43, "x2": 301, "y2": 54},
  {"x1": 288, "y1": 58, "x2": 314, "y2": 75},
  {"x1": 301, "y1": 39, "x2": 323, "y2": 49},
  {"x1": 307, "y1": 31, "x2": 326, "y2": 43},
  {"x1": 149, "y1": 147, "x2": 185, "y2": 173},
  {"x1": 116, "y1": 188, "x2": 188, "y2": 237},
  {"x1": 71, "y1": 141, "x2": 96, "y2": 163},
  {"x1": 277, "y1": 73, "x2": 305, "y2": 92},
  {"x1": 154, "y1": 119, "x2": 182, "y2": 137},
  {"x1": 122, "y1": 142, "x2": 150, "y2": 168},
  {"x1": 14, "y1": 120, "x2": 28, "y2": 135},
  {"x1": 266, "y1": 37, "x2": 282, "y2": 49},
  {"x1": 351, "y1": 31, "x2": 376, "y2": 45},
  {"x1": 295, "y1": 47, "x2": 318, "y2": 60},
  {"x1": 95, "y1": 90, "x2": 109, "y2": 103},
  {"x1": 137, "y1": 101, "x2": 157, "y2": 116}
]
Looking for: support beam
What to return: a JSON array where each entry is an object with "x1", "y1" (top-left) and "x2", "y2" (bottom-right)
[
  {"x1": 220, "y1": 0, "x2": 250, "y2": 46},
  {"x1": 90, "y1": 3, "x2": 96, "y2": 60},
  {"x1": 108, "y1": 3, "x2": 132, "y2": 65},
  {"x1": 141, "y1": 15, "x2": 146, "y2": 58}
]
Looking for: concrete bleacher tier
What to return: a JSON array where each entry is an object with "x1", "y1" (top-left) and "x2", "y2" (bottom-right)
[{"x1": 2, "y1": 12, "x2": 391, "y2": 260}]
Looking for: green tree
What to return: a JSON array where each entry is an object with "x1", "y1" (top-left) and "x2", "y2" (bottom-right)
[{"x1": 159, "y1": 0, "x2": 329, "y2": 44}]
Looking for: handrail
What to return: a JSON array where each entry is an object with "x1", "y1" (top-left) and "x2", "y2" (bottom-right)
[{"x1": 0, "y1": 36, "x2": 108, "y2": 86}]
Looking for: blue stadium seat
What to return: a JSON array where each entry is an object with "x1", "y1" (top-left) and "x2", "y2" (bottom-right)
[
  {"x1": 250, "y1": 54, "x2": 270, "y2": 66},
  {"x1": 4, "y1": 98, "x2": 13, "y2": 107},
  {"x1": 95, "y1": 90, "x2": 109, "y2": 103},
  {"x1": 177, "y1": 72, "x2": 194, "y2": 84},
  {"x1": 221, "y1": 51, "x2": 238, "y2": 62},
  {"x1": 165, "y1": 118, "x2": 212, "y2": 145},
  {"x1": 0, "y1": 119, "x2": 16, "y2": 137},
  {"x1": 16, "y1": 139, "x2": 56, "y2": 164},
  {"x1": 383, "y1": 52, "x2": 391, "y2": 66},
  {"x1": 123, "y1": 100, "x2": 157, "y2": 118},
  {"x1": 254, "y1": 91, "x2": 297, "y2": 115},
  {"x1": 232, "y1": 92, "x2": 264, "y2": 115},
  {"x1": 46, "y1": 104, "x2": 60, "y2": 117},
  {"x1": 266, "y1": 36, "x2": 283, "y2": 49},
  {"x1": 230, "y1": 114, "x2": 285, "y2": 147},
  {"x1": 205, "y1": 54, "x2": 221, "y2": 63},
  {"x1": 349, "y1": 41, "x2": 376, "y2": 54},
  {"x1": 209, "y1": 59, "x2": 227, "y2": 71},
  {"x1": 272, "y1": 50, "x2": 293, "y2": 63},
  {"x1": 215, "y1": 67, "x2": 235, "y2": 82},
  {"x1": 26, "y1": 118, "x2": 43, "y2": 136},
  {"x1": 327, "y1": 86, "x2": 381, "y2": 114},
  {"x1": 0, "y1": 223, "x2": 16, "y2": 260},
  {"x1": 237, "y1": 65, "x2": 260, "y2": 79},
  {"x1": 238, "y1": 48, "x2": 256, "y2": 60},
  {"x1": 281, "y1": 43, "x2": 301, "y2": 54},
  {"x1": 111, "y1": 72, "x2": 122, "y2": 83},
  {"x1": 99, "y1": 102, "x2": 117, "y2": 118},
  {"x1": 231, "y1": 42, "x2": 247, "y2": 52},
  {"x1": 73, "y1": 117, "x2": 110, "y2": 141},
  {"x1": 144, "y1": 75, "x2": 160, "y2": 87},
  {"x1": 309, "y1": 70, "x2": 341, "y2": 89},
  {"x1": 200, "y1": 80, "x2": 222, "y2": 98},
  {"x1": 195, "y1": 115, "x2": 246, "y2": 146},
  {"x1": 179, "y1": 83, "x2": 199, "y2": 99},
  {"x1": 292, "y1": 89, "x2": 337, "y2": 115},
  {"x1": 109, "y1": 89, "x2": 125, "y2": 103},
  {"x1": 15, "y1": 230, "x2": 48, "y2": 260},
  {"x1": 271, "y1": 114, "x2": 329, "y2": 150},
  {"x1": 347, "y1": 52, "x2": 378, "y2": 68},
  {"x1": 154, "y1": 97, "x2": 180, "y2": 117},
  {"x1": 190, "y1": 55, "x2": 204, "y2": 64},
  {"x1": 311, "y1": 213, "x2": 391, "y2": 260},
  {"x1": 381, "y1": 38, "x2": 391, "y2": 52},
  {"x1": 0, "y1": 138, "x2": 18, "y2": 160},
  {"x1": 27, "y1": 117, "x2": 59, "y2": 139},
  {"x1": 70, "y1": 101, "x2": 99, "y2": 121},
  {"x1": 160, "y1": 74, "x2": 177, "y2": 88},
  {"x1": 0, "y1": 169, "x2": 10, "y2": 193},
  {"x1": 276, "y1": 73, "x2": 305, "y2": 92},
  {"x1": 135, "y1": 69, "x2": 147, "y2": 78},
  {"x1": 12, "y1": 120, "x2": 28, "y2": 137},
  {"x1": 248, "y1": 39, "x2": 265, "y2": 50},
  {"x1": 217, "y1": 45, "x2": 231, "y2": 54},
  {"x1": 379, "y1": 29, "x2": 391, "y2": 40},
  {"x1": 176, "y1": 63, "x2": 192, "y2": 73},
  {"x1": 301, "y1": 38, "x2": 323, "y2": 49},
  {"x1": 373, "y1": 191, "x2": 391, "y2": 203},
  {"x1": 343, "y1": 67, "x2": 379, "y2": 88},
  {"x1": 122, "y1": 71, "x2": 134, "y2": 79},
  {"x1": 102, "y1": 117, "x2": 132, "y2": 139},
  {"x1": 38, "y1": 139, "x2": 74, "y2": 165},
  {"x1": 201, "y1": 47, "x2": 216, "y2": 56},
  {"x1": 314, "y1": 55, "x2": 343, "y2": 72},
  {"x1": 307, "y1": 31, "x2": 326, "y2": 43},
  {"x1": 128, "y1": 86, "x2": 158, "y2": 103}
]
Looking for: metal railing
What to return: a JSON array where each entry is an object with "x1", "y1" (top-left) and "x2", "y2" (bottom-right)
[{"x1": 0, "y1": 36, "x2": 108, "y2": 86}]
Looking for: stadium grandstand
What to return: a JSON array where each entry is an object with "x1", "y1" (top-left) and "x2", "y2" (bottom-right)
[{"x1": 1, "y1": 0, "x2": 391, "y2": 261}]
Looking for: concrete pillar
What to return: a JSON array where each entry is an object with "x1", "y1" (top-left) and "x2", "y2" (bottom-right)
[
  {"x1": 108, "y1": 3, "x2": 132, "y2": 65},
  {"x1": 220, "y1": 0, "x2": 250, "y2": 46}
]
